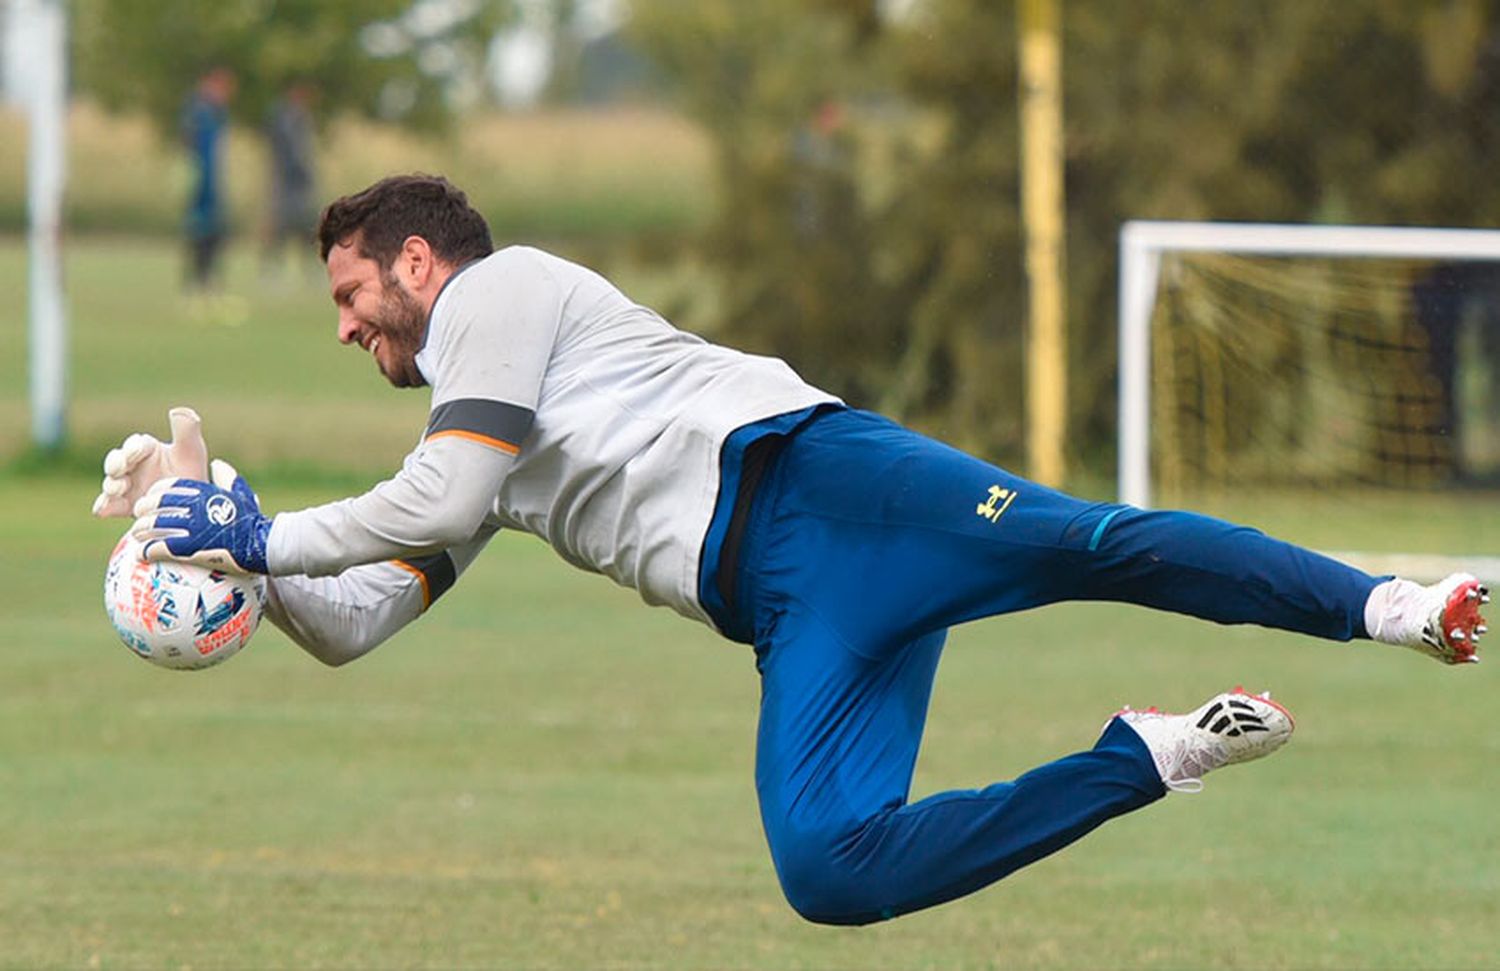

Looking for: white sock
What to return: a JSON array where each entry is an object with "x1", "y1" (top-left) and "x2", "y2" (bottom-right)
[{"x1": 1363, "y1": 578, "x2": 1426, "y2": 645}]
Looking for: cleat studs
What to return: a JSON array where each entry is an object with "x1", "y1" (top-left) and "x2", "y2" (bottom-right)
[
  {"x1": 1451, "y1": 629, "x2": 1467, "y2": 642},
  {"x1": 1468, "y1": 588, "x2": 1480, "y2": 601},
  {"x1": 1478, "y1": 625, "x2": 1489, "y2": 636}
]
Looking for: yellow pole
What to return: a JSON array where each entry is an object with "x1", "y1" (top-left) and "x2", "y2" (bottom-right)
[{"x1": 1019, "y1": 0, "x2": 1067, "y2": 487}]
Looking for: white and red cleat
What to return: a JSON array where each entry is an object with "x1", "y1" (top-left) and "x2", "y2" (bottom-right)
[
  {"x1": 1111, "y1": 688, "x2": 1295, "y2": 793},
  {"x1": 1367, "y1": 573, "x2": 1490, "y2": 665}
]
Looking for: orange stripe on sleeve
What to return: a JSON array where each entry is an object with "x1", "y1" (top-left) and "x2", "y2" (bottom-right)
[
  {"x1": 391, "y1": 559, "x2": 432, "y2": 610},
  {"x1": 425, "y1": 428, "x2": 521, "y2": 454}
]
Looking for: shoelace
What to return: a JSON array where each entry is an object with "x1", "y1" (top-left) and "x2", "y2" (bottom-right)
[{"x1": 1155, "y1": 732, "x2": 1228, "y2": 794}]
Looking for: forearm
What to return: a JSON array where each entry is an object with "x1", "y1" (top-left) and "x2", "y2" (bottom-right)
[
  {"x1": 266, "y1": 436, "x2": 511, "y2": 577},
  {"x1": 265, "y1": 526, "x2": 497, "y2": 665},
  {"x1": 265, "y1": 565, "x2": 425, "y2": 666}
]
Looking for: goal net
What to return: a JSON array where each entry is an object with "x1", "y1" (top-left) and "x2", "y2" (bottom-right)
[{"x1": 1118, "y1": 221, "x2": 1500, "y2": 580}]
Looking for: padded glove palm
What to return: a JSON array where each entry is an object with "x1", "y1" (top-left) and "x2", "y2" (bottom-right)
[{"x1": 92, "y1": 407, "x2": 210, "y2": 518}]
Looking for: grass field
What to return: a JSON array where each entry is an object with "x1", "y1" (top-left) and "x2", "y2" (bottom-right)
[{"x1": 2, "y1": 240, "x2": 1499, "y2": 969}]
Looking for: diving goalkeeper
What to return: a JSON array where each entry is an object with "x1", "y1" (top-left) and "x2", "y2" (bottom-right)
[{"x1": 94, "y1": 174, "x2": 1489, "y2": 926}]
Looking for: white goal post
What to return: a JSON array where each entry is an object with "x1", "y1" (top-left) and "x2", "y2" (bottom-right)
[
  {"x1": 6, "y1": 0, "x2": 69, "y2": 450},
  {"x1": 1117, "y1": 220, "x2": 1500, "y2": 581}
]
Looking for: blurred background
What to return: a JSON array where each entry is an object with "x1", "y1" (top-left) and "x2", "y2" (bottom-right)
[
  {"x1": 2, "y1": 3, "x2": 1499, "y2": 969},
  {"x1": 4, "y1": 0, "x2": 1500, "y2": 491}
]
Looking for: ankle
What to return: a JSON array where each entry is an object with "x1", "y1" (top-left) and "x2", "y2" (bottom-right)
[{"x1": 1364, "y1": 578, "x2": 1424, "y2": 644}]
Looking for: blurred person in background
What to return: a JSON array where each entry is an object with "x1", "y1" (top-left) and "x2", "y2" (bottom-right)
[
  {"x1": 263, "y1": 82, "x2": 319, "y2": 283},
  {"x1": 180, "y1": 66, "x2": 237, "y2": 294},
  {"x1": 1411, "y1": 261, "x2": 1500, "y2": 482},
  {"x1": 789, "y1": 99, "x2": 851, "y2": 240}
]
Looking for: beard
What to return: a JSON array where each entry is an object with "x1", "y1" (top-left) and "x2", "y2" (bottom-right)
[{"x1": 370, "y1": 275, "x2": 429, "y2": 388}]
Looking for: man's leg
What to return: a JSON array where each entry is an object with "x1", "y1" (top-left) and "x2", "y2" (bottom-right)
[
  {"x1": 734, "y1": 409, "x2": 1480, "y2": 924},
  {"x1": 186, "y1": 233, "x2": 220, "y2": 292},
  {"x1": 764, "y1": 408, "x2": 1384, "y2": 659},
  {"x1": 752, "y1": 608, "x2": 1165, "y2": 925}
]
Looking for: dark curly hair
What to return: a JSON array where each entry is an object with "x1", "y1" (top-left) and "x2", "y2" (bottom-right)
[{"x1": 317, "y1": 174, "x2": 494, "y2": 269}]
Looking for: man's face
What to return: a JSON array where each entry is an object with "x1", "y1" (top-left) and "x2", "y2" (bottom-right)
[{"x1": 327, "y1": 242, "x2": 428, "y2": 388}]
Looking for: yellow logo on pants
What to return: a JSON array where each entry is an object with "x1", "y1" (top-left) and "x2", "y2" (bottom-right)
[{"x1": 977, "y1": 485, "x2": 1016, "y2": 523}]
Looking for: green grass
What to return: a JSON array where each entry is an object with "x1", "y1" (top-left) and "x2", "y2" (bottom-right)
[
  {"x1": 1, "y1": 239, "x2": 1499, "y2": 968},
  {"x1": 6, "y1": 476, "x2": 1500, "y2": 970}
]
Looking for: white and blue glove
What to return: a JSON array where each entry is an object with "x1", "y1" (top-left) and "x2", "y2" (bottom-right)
[{"x1": 131, "y1": 459, "x2": 272, "y2": 575}]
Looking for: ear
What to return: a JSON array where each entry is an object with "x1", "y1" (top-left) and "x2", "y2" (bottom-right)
[{"x1": 395, "y1": 235, "x2": 437, "y2": 289}]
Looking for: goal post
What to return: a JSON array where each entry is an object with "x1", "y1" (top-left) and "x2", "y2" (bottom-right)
[
  {"x1": 7, "y1": 0, "x2": 69, "y2": 451},
  {"x1": 1117, "y1": 220, "x2": 1500, "y2": 581}
]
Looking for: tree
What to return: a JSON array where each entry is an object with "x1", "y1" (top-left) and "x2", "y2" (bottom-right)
[
  {"x1": 71, "y1": 0, "x2": 515, "y2": 134},
  {"x1": 633, "y1": 0, "x2": 1025, "y2": 458}
]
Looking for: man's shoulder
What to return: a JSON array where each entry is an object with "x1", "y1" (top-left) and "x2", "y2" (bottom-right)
[
  {"x1": 427, "y1": 247, "x2": 596, "y2": 343},
  {"x1": 479, "y1": 245, "x2": 580, "y2": 278},
  {"x1": 459, "y1": 246, "x2": 613, "y2": 302}
]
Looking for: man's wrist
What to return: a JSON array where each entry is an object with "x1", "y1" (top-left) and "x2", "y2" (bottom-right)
[{"x1": 253, "y1": 514, "x2": 279, "y2": 574}]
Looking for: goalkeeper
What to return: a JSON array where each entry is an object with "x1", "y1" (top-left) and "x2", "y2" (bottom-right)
[{"x1": 95, "y1": 174, "x2": 1489, "y2": 926}]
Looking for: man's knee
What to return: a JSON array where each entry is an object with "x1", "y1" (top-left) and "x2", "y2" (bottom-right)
[{"x1": 768, "y1": 819, "x2": 892, "y2": 926}]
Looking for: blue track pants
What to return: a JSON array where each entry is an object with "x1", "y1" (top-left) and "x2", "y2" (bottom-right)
[{"x1": 702, "y1": 408, "x2": 1382, "y2": 925}]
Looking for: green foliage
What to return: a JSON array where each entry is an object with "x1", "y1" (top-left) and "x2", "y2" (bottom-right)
[
  {"x1": 70, "y1": 0, "x2": 514, "y2": 134},
  {"x1": 633, "y1": 0, "x2": 1022, "y2": 458},
  {"x1": 633, "y1": 0, "x2": 1500, "y2": 474}
]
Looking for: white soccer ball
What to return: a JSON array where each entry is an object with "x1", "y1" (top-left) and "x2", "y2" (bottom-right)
[{"x1": 103, "y1": 530, "x2": 267, "y2": 670}]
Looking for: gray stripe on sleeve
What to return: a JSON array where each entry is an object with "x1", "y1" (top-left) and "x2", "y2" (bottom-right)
[
  {"x1": 394, "y1": 551, "x2": 458, "y2": 608},
  {"x1": 425, "y1": 398, "x2": 535, "y2": 451}
]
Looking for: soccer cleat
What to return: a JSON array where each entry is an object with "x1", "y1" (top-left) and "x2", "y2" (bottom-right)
[
  {"x1": 1366, "y1": 573, "x2": 1489, "y2": 665},
  {"x1": 1110, "y1": 688, "x2": 1295, "y2": 793}
]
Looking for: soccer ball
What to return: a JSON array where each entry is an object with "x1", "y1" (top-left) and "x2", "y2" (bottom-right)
[{"x1": 103, "y1": 530, "x2": 267, "y2": 670}]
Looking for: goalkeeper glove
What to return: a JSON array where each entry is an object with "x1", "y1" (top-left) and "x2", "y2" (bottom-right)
[
  {"x1": 131, "y1": 459, "x2": 272, "y2": 574},
  {"x1": 92, "y1": 406, "x2": 210, "y2": 518}
]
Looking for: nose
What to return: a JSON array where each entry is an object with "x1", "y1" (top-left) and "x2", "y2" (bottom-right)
[{"x1": 337, "y1": 310, "x2": 360, "y2": 345}]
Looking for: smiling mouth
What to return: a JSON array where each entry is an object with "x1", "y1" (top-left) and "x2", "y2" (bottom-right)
[{"x1": 367, "y1": 335, "x2": 382, "y2": 356}]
